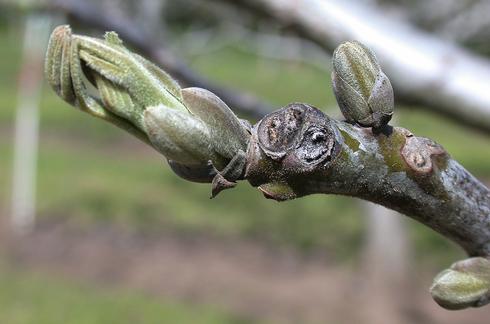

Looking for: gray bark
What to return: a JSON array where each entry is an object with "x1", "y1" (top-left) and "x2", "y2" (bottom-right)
[{"x1": 245, "y1": 103, "x2": 490, "y2": 257}]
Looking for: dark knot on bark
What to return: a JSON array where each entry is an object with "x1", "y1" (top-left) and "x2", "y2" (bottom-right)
[{"x1": 245, "y1": 103, "x2": 340, "y2": 200}]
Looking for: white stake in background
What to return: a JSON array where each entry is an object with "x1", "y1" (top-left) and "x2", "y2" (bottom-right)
[{"x1": 11, "y1": 14, "x2": 52, "y2": 235}]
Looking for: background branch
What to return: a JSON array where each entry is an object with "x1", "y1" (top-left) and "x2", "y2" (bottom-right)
[{"x1": 221, "y1": 0, "x2": 490, "y2": 133}]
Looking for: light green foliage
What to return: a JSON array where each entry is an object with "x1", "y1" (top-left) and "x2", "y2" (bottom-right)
[
  {"x1": 45, "y1": 26, "x2": 152, "y2": 144},
  {"x1": 332, "y1": 41, "x2": 394, "y2": 128}
]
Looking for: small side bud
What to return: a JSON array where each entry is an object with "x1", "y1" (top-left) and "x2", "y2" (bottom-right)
[
  {"x1": 430, "y1": 257, "x2": 490, "y2": 310},
  {"x1": 332, "y1": 41, "x2": 394, "y2": 129}
]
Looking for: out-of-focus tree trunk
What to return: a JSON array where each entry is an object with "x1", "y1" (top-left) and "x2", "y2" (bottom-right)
[
  {"x1": 359, "y1": 202, "x2": 411, "y2": 324},
  {"x1": 10, "y1": 14, "x2": 52, "y2": 235}
]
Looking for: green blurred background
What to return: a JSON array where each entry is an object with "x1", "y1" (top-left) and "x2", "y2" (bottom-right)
[{"x1": 1, "y1": 2, "x2": 490, "y2": 323}]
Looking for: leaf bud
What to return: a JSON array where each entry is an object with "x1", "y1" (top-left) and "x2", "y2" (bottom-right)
[
  {"x1": 332, "y1": 41, "x2": 394, "y2": 129},
  {"x1": 430, "y1": 257, "x2": 490, "y2": 310}
]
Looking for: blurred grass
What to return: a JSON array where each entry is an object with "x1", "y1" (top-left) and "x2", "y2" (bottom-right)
[
  {"x1": 1, "y1": 24, "x2": 489, "y2": 268},
  {"x1": 0, "y1": 266, "x2": 245, "y2": 324}
]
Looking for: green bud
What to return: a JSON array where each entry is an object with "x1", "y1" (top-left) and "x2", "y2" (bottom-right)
[
  {"x1": 143, "y1": 104, "x2": 218, "y2": 166},
  {"x1": 430, "y1": 257, "x2": 490, "y2": 310},
  {"x1": 332, "y1": 41, "x2": 394, "y2": 129},
  {"x1": 181, "y1": 87, "x2": 249, "y2": 162},
  {"x1": 45, "y1": 26, "x2": 251, "y2": 186}
]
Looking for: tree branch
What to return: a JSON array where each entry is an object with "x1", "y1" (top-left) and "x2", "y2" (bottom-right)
[
  {"x1": 220, "y1": 0, "x2": 490, "y2": 133},
  {"x1": 245, "y1": 103, "x2": 490, "y2": 257},
  {"x1": 44, "y1": 25, "x2": 490, "y2": 310}
]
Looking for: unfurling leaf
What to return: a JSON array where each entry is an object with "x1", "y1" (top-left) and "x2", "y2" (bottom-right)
[{"x1": 44, "y1": 25, "x2": 251, "y2": 184}]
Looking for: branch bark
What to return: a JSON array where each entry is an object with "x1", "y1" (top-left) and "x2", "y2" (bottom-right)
[
  {"x1": 245, "y1": 103, "x2": 490, "y2": 257},
  {"x1": 221, "y1": 0, "x2": 490, "y2": 133}
]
